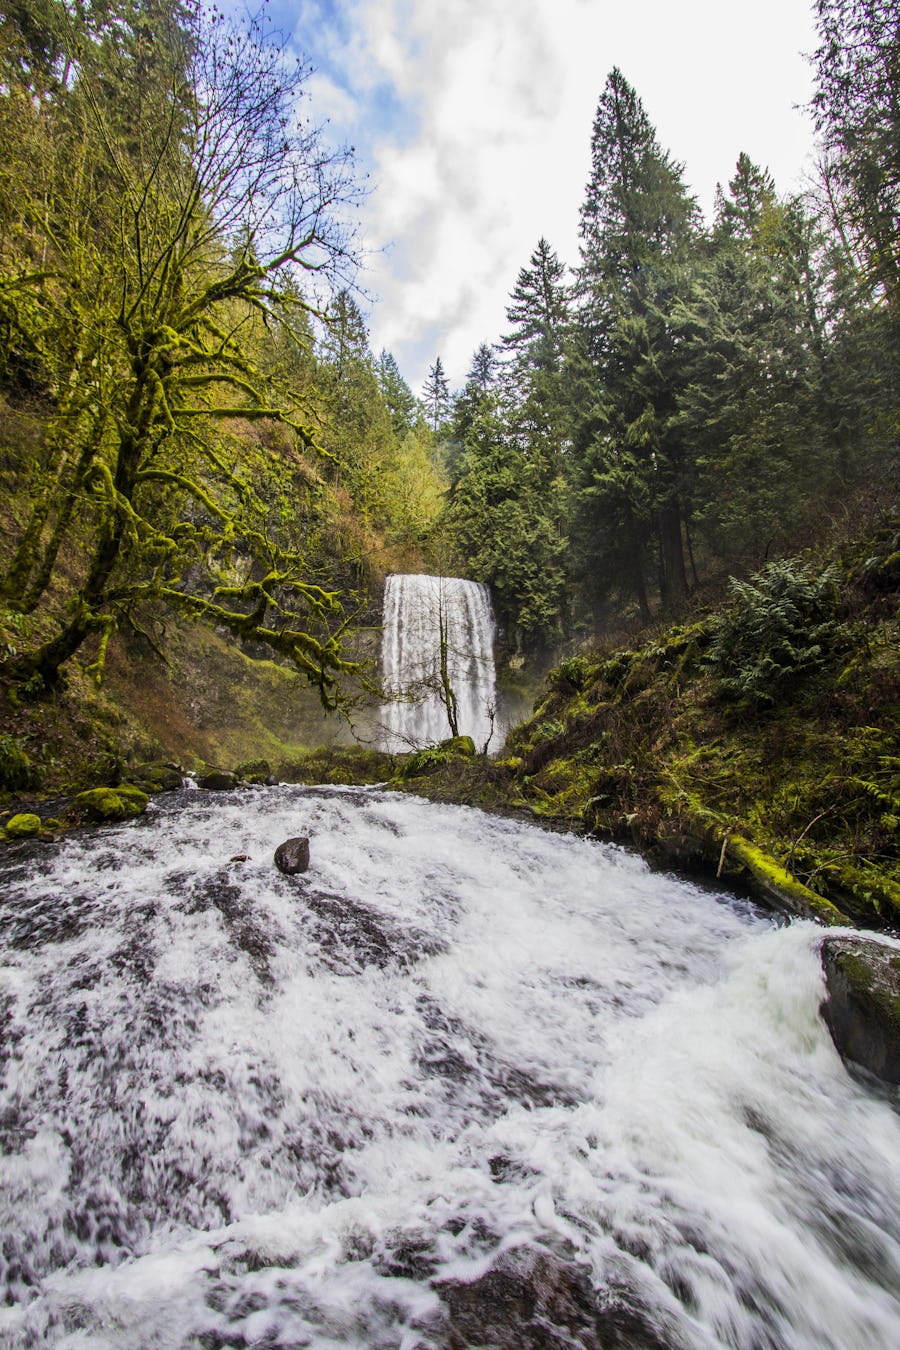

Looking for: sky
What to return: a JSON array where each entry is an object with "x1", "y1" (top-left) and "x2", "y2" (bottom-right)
[{"x1": 253, "y1": 0, "x2": 820, "y2": 393}]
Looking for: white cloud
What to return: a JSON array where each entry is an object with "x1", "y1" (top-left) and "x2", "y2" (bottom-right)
[{"x1": 273, "y1": 0, "x2": 819, "y2": 391}]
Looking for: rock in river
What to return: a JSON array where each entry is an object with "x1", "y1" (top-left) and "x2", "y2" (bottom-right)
[
  {"x1": 820, "y1": 935, "x2": 900, "y2": 1084},
  {"x1": 274, "y1": 836, "x2": 310, "y2": 875}
]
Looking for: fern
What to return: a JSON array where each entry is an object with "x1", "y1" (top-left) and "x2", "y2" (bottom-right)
[{"x1": 708, "y1": 559, "x2": 847, "y2": 707}]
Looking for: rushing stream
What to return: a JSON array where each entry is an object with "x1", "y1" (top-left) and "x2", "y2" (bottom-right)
[{"x1": 1, "y1": 786, "x2": 899, "y2": 1348}]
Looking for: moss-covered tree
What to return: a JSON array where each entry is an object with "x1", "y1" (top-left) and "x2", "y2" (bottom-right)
[{"x1": 0, "y1": 2, "x2": 362, "y2": 704}]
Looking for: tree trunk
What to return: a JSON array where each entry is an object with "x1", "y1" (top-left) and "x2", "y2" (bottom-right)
[{"x1": 659, "y1": 501, "x2": 688, "y2": 602}]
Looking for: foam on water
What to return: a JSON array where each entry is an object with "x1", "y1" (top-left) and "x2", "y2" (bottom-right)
[{"x1": 0, "y1": 786, "x2": 898, "y2": 1348}]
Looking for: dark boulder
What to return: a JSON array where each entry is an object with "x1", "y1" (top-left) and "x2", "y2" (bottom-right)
[
  {"x1": 436, "y1": 1245, "x2": 671, "y2": 1349},
  {"x1": 820, "y1": 936, "x2": 900, "y2": 1085},
  {"x1": 274, "y1": 836, "x2": 310, "y2": 875},
  {"x1": 198, "y1": 770, "x2": 239, "y2": 791}
]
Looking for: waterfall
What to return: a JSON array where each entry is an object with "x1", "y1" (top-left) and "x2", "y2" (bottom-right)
[
  {"x1": 380, "y1": 573, "x2": 497, "y2": 752},
  {"x1": 1, "y1": 787, "x2": 898, "y2": 1348}
]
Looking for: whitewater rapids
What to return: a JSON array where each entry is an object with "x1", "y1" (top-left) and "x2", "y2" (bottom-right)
[{"x1": 0, "y1": 786, "x2": 898, "y2": 1348}]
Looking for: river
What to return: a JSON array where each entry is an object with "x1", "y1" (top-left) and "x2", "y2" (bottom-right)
[{"x1": 1, "y1": 786, "x2": 898, "y2": 1347}]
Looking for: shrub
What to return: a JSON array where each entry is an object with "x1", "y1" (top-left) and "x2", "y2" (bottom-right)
[
  {"x1": 0, "y1": 735, "x2": 34, "y2": 791},
  {"x1": 708, "y1": 559, "x2": 848, "y2": 708}
]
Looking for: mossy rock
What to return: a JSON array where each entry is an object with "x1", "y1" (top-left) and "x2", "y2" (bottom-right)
[
  {"x1": 198, "y1": 770, "x2": 239, "y2": 791},
  {"x1": 235, "y1": 759, "x2": 273, "y2": 783},
  {"x1": 279, "y1": 747, "x2": 394, "y2": 786},
  {"x1": 5, "y1": 812, "x2": 42, "y2": 838},
  {"x1": 821, "y1": 936, "x2": 900, "y2": 1084},
  {"x1": 68, "y1": 785, "x2": 149, "y2": 823},
  {"x1": 130, "y1": 763, "x2": 183, "y2": 793}
]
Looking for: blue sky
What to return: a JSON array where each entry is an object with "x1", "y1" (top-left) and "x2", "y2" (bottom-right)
[{"x1": 241, "y1": 0, "x2": 820, "y2": 394}]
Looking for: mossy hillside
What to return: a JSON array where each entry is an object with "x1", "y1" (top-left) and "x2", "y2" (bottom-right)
[
  {"x1": 399, "y1": 529, "x2": 899, "y2": 929},
  {"x1": 103, "y1": 618, "x2": 372, "y2": 771}
]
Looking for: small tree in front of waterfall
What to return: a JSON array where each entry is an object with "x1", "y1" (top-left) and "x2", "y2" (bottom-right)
[{"x1": 437, "y1": 599, "x2": 461, "y2": 739}]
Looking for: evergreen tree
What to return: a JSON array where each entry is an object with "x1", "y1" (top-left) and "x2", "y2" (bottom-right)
[
  {"x1": 674, "y1": 162, "x2": 831, "y2": 565},
  {"x1": 450, "y1": 342, "x2": 499, "y2": 455},
  {"x1": 502, "y1": 237, "x2": 570, "y2": 375},
  {"x1": 422, "y1": 356, "x2": 451, "y2": 431},
  {"x1": 812, "y1": 0, "x2": 900, "y2": 307},
  {"x1": 713, "y1": 153, "x2": 777, "y2": 243},
  {"x1": 443, "y1": 391, "x2": 568, "y2": 645},
  {"x1": 570, "y1": 69, "x2": 699, "y2": 618},
  {"x1": 499, "y1": 239, "x2": 572, "y2": 492},
  {"x1": 376, "y1": 349, "x2": 417, "y2": 436}
]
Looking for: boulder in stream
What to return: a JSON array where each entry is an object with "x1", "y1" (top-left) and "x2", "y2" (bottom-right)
[
  {"x1": 4, "y1": 812, "x2": 42, "y2": 838},
  {"x1": 68, "y1": 785, "x2": 149, "y2": 823},
  {"x1": 274, "y1": 836, "x2": 310, "y2": 875},
  {"x1": 820, "y1": 935, "x2": 900, "y2": 1084},
  {"x1": 198, "y1": 770, "x2": 240, "y2": 791}
]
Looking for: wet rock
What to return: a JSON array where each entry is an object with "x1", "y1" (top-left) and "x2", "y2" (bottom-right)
[
  {"x1": 198, "y1": 770, "x2": 239, "y2": 791},
  {"x1": 436, "y1": 1245, "x2": 672, "y2": 1350},
  {"x1": 5, "y1": 812, "x2": 42, "y2": 839},
  {"x1": 130, "y1": 763, "x2": 183, "y2": 793},
  {"x1": 274, "y1": 836, "x2": 310, "y2": 875},
  {"x1": 67, "y1": 786, "x2": 149, "y2": 823},
  {"x1": 821, "y1": 935, "x2": 900, "y2": 1084}
]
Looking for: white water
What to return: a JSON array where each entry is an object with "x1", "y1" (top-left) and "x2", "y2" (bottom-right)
[
  {"x1": 380, "y1": 574, "x2": 497, "y2": 752},
  {"x1": 1, "y1": 787, "x2": 899, "y2": 1349}
]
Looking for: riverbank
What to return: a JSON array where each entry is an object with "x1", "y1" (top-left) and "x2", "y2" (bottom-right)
[
  {"x1": 393, "y1": 522, "x2": 900, "y2": 934},
  {"x1": 3, "y1": 520, "x2": 897, "y2": 935}
]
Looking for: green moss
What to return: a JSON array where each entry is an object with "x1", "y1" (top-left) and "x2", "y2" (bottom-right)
[
  {"x1": 726, "y1": 835, "x2": 850, "y2": 925},
  {"x1": 68, "y1": 785, "x2": 149, "y2": 823},
  {"x1": 395, "y1": 735, "x2": 478, "y2": 781},
  {"x1": 235, "y1": 759, "x2": 272, "y2": 783},
  {"x1": 280, "y1": 746, "x2": 394, "y2": 786},
  {"x1": 5, "y1": 812, "x2": 42, "y2": 837},
  {"x1": 833, "y1": 949, "x2": 900, "y2": 1038},
  {"x1": 130, "y1": 763, "x2": 183, "y2": 793}
]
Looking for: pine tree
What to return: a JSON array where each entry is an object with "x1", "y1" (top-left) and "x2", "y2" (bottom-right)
[
  {"x1": 422, "y1": 356, "x2": 451, "y2": 431},
  {"x1": 674, "y1": 161, "x2": 831, "y2": 565},
  {"x1": 376, "y1": 350, "x2": 417, "y2": 436},
  {"x1": 812, "y1": 0, "x2": 900, "y2": 307},
  {"x1": 502, "y1": 238, "x2": 570, "y2": 374},
  {"x1": 570, "y1": 68, "x2": 699, "y2": 617}
]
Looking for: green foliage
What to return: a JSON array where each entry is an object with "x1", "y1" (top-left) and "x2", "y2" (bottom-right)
[
  {"x1": 548, "y1": 656, "x2": 592, "y2": 695},
  {"x1": 395, "y1": 734, "x2": 475, "y2": 780},
  {"x1": 813, "y1": 0, "x2": 900, "y2": 307},
  {"x1": 707, "y1": 560, "x2": 848, "y2": 707},
  {"x1": 0, "y1": 2, "x2": 363, "y2": 705},
  {"x1": 0, "y1": 733, "x2": 33, "y2": 790},
  {"x1": 569, "y1": 68, "x2": 700, "y2": 616}
]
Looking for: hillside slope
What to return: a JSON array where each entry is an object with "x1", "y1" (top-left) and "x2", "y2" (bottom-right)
[{"x1": 400, "y1": 522, "x2": 900, "y2": 932}]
